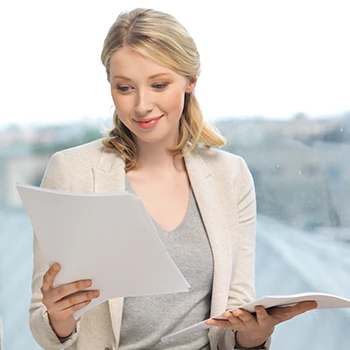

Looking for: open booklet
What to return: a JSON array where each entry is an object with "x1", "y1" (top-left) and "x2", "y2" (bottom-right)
[
  {"x1": 16, "y1": 183, "x2": 190, "y2": 319},
  {"x1": 161, "y1": 292, "x2": 350, "y2": 341}
]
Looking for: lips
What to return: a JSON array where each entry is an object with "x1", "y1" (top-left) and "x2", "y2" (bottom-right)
[{"x1": 134, "y1": 115, "x2": 163, "y2": 129}]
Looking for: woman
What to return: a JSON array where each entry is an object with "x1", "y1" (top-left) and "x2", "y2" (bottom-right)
[{"x1": 30, "y1": 8, "x2": 316, "y2": 350}]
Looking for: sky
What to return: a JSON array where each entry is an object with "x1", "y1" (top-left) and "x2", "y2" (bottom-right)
[{"x1": 0, "y1": 0, "x2": 349, "y2": 127}]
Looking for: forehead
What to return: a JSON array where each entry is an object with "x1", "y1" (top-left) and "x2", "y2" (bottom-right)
[{"x1": 110, "y1": 47, "x2": 176, "y2": 77}]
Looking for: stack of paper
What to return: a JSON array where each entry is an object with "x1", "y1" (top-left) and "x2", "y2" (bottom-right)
[
  {"x1": 161, "y1": 292, "x2": 350, "y2": 341},
  {"x1": 16, "y1": 183, "x2": 190, "y2": 319}
]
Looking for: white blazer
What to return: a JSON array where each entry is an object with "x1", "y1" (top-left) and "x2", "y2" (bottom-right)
[{"x1": 29, "y1": 139, "x2": 271, "y2": 350}]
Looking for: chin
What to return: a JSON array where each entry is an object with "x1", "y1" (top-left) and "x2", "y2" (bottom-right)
[{"x1": 136, "y1": 133, "x2": 178, "y2": 147}]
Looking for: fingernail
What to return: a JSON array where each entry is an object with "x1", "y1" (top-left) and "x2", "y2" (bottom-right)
[{"x1": 84, "y1": 280, "x2": 92, "y2": 287}]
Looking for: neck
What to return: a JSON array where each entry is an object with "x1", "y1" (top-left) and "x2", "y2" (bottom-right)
[{"x1": 136, "y1": 141, "x2": 185, "y2": 173}]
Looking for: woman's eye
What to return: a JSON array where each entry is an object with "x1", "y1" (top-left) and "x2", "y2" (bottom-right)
[
  {"x1": 153, "y1": 83, "x2": 168, "y2": 89},
  {"x1": 117, "y1": 85, "x2": 131, "y2": 92}
]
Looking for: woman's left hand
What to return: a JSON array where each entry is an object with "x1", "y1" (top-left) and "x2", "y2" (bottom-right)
[{"x1": 206, "y1": 301, "x2": 317, "y2": 346}]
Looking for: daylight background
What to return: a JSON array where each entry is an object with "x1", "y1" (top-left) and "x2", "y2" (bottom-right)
[{"x1": 0, "y1": 1, "x2": 349, "y2": 349}]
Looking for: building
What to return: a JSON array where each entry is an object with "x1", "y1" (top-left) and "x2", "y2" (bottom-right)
[
  {"x1": 0, "y1": 147, "x2": 52, "y2": 208},
  {"x1": 215, "y1": 115, "x2": 350, "y2": 240}
]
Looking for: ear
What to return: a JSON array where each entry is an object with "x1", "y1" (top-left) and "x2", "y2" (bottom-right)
[{"x1": 185, "y1": 77, "x2": 197, "y2": 93}]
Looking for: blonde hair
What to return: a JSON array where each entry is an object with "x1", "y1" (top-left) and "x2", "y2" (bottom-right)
[{"x1": 101, "y1": 8, "x2": 226, "y2": 171}]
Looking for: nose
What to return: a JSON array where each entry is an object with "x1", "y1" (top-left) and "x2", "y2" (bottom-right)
[{"x1": 135, "y1": 89, "x2": 153, "y2": 116}]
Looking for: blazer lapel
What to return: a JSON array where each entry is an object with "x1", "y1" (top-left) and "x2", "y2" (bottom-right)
[
  {"x1": 92, "y1": 147, "x2": 125, "y2": 193},
  {"x1": 185, "y1": 149, "x2": 232, "y2": 317},
  {"x1": 92, "y1": 147, "x2": 126, "y2": 347}
]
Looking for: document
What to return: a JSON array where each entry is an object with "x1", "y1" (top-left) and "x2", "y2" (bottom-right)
[
  {"x1": 16, "y1": 183, "x2": 190, "y2": 319},
  {"x1": 161, "y1": 292, "x2": 350, "y2": 341}
]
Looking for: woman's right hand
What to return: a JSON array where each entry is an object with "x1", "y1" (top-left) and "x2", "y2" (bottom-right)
[{"x1": 41, "y1": 263, "x2": 100, "y2": 339}]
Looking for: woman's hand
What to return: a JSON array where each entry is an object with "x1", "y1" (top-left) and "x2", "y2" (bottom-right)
[
  {"x1": 206, "y1": 301, "x2": 317, "y2": 347},
  {"x1": 41, "y1": 263, "x2": 100, "y2": 339}
]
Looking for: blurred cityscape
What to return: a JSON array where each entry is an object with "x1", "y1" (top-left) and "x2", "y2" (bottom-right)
[
  {"x1": 0, "y1": 119, "x2": 107, "y2": 208},
  {"x1": 1, "y1": 112, "x2": 350, "y2": 350},
  {"x1": 217, "y1": 111, "x2": 350, "y2": 242}
]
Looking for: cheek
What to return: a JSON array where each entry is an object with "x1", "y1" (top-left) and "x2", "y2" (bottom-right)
[
  {"x1": 112, "y1": 92, "x2": 123, "y2": 109},
  {"x1": 164, "y1": 90, "x2": 185, "y2": 117},
  {"x1": 113, "y1": 95, "x2": 132, "y2": 117}
]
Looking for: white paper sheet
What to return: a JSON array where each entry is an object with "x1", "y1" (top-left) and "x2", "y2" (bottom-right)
[
  {"x1": 16, "y1": 183, "x2": 190, "y2": 319},
  {"x1": 161, "y1": 292, "x2": 350, "y2": 341}
]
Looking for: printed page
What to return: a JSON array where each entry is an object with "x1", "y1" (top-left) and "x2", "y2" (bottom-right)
[
  {"x1": 162, "y1": 292, "x2": 350, "y2": 341},
  {"x1": 16, "y1": 183, "x2": 190, "y2": 319}
]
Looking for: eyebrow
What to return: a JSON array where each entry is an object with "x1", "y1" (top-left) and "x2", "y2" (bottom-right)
[{"x1": 112, "y1": 72, "x2": 172, "y2": 81}]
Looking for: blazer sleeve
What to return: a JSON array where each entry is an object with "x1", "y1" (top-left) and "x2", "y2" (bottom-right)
[
  {"x1": 29, "y1": 152, "x2": 81, "y2": 349},
  {"x1": 218, "y1": 156, "x2": 271, "y2": 349}
]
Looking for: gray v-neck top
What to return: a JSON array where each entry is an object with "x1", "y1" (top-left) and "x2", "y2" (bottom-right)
[{"x1": 118, "y1": 178, "x2": 214, "y2": 350}]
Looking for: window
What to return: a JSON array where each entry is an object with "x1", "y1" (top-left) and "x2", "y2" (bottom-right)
[{"x1": 1, "y1": 2, "x2": 349, "y2": 349}]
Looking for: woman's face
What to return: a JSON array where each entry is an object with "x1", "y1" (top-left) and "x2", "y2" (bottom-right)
[{"x1": 109, "y1": 47, "x2": 195, "y2": 148}]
